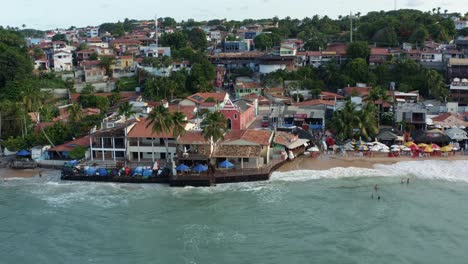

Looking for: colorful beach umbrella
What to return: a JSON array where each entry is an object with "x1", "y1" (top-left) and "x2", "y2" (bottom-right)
[
  {"x1": 218, "y1": 160, "x2": 234, "y2": 169},
  {"x1": 192, "y1": 164, "x2": 208, "y2": 173},
  {"x1": 424, "y1": 146, "x2": 433, "y2": 153},
  {"x1": 175, "y1": 164, "x2": 190, "y2": 171},
  {"x1": 358, "y1": 145, "x2": 369, "y2": 151},
  {"x1": 344, "y1": 142, "x2": 354, "y2": 151},
  {"x1": 16, "y1": 149, "x2": 31, "y2": 156},
  {"x1": 405, "y1": 141, "x2": 415, "y2": 147},
  {"x1": 440, "y1": 145, "x2": 453, "y2": 152},
  {"x1": 431, "y1": 144, "x2": 441, "y2": 151},
  {"x1": 417, "y1": 143, "x2": 428, "y2": 148}
]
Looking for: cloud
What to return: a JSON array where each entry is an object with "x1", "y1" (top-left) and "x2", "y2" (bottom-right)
[{"x1": 406, "y1": 0, "x2": 424, "y2": 7}]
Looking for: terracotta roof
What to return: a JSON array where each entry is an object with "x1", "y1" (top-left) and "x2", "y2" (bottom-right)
[
  {"x1": 49, "y1": 136, "x2": 90, "y2": 152},
  {"x1": 320, "y1": 91, "x2": 344, "y2": 100},
  {"x1": 241, "y1": 93, "x2": 270, "y2": 103},
  {"x1": 370, "y1": 48, "x2": 390, "y2": 55},
  {"x1": 343, "y1": 86, "x2": 372, "y2": 96},
  {"x1": 110, "y1": 39, "x2": 141, "y2": 45},
  {"x1": 186, "y1": 92, "x2": 227, "y2": 104},
  {"x1": 273, "y1": 131, "x2": 298, "y2": 146},
  {"x1": 235, "y1": 82, "x2": 262, "y2": 89},
  {"x1": 241, "y1": 130, "x2": 273, "y2": 146},
  {"x1": 432, "y1": 113, "x2": 452, "y2": 122},
  {"x1": 222, "y1": 129, "x2": 272, "y2": 146},
  {"x1": 118, "y1": 55, "x2": 133, "y2": 60},
  {"x1": 71, "y1": 92, "x2": 139, "y2": 103},
  {"x1": 294, "y1": 99, "x2": 336, "y2": 107},
  {"x1": 178, "y1": 131, "x2": 209, "y2": 145},
  {"x1": 168, "y1": 105, "x2": 197, "y2": 120},
  {"x1": 127, "y1": 119, "x2": 175, "y2": 138},
  {"x1": 213, "y1": 145, "x2": 261, "y2": 158},
  {"x1": 208, "y1": 51, "x2": 265, "y2": 59}
]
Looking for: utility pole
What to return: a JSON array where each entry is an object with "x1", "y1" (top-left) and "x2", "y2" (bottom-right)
[
  {"x1": 349, "y1": 12, "x2": 356, "y2": 43},
  {"x1": 394, "y1": 0, "x2": 397, "y2": 10},
  {"x1": 155, "y1": 14, "x2": 159, "y2": 48}
]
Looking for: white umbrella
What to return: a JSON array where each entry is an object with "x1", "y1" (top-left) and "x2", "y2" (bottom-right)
[
  {"x1": 402, "y1": 147, "x2": 411, "y2": 151},
  {"x1": 390, "y1": 145, "x2": 399, "y2": 148},
  {"x1": 391, "y1": 148, "x2": 400, "y2": 152},
  {"x1": 380, "y1": 149, "x2": 390, "y2": 153}
]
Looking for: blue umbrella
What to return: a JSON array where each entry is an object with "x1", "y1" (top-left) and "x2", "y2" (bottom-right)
[
  {"x1": 193, "y1": 164, "x2": 208, "y2": 173},
  {"x1": 218, "y1": 159, "x2": 234, "y2": 169},
  {"x1": 16, "y1": 149, "x2": 31, "y2": 156},
  {"x1": 176, "y1": 163, "x2": 190, "y2": 171}
]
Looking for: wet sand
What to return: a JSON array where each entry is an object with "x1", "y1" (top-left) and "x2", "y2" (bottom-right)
[
  {"x1": 0, "y1": 168, "x2": 56, "y2": 179},
  {"x1": 278, "y1": 154, "x2": 468, "y2": 172}
]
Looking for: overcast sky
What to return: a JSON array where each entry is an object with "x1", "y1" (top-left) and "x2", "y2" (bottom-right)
[{"x1": 3, "y1": 0, "x2": 467, "y2": 30}]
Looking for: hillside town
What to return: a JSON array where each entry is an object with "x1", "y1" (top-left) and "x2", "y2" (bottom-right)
[{"x1": 1, "y1": 9, "x2": 468, "y2": 185}]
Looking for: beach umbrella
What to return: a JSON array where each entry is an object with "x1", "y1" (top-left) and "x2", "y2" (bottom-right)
[
  {"x1": 402, "y1": 147, "x2": 411, "y2": 152},
  {"x1": 431, "y1": 144, "x2": 441, "y2": 151},
  {"x1": 409, "y1": 144, "x2": 418, "y2": 151},
  {"x1": 219, "y1": 159, "x2": 234, "y2": 169},
  {"x1": 380, "y1": 149, "x2": 390, "y2": 153},
  {"x1": 16, "y1": 149, "x2": 31, "y2": 156},
  {"x1": 344, "y1": 142, "x2": 354, "y2": 151},
  {"x1": 390, "y1": 145, "x2": 399, "y2": 149},
  {"x1": 193, "y1": 164, "x2": 208, "y2": 173},
  {"x1": 356, "y1": 139, "x2": 366, "y2": 147},
  {"x1": 370, "y1": 145, "x2": 381, "y2": 152},
  {"x1": 405, "y1": 141, "x2": 415, "y2": 147},
  {"x1": 175, "y1": 164, "x2": 190, "y2": 171},
  {"x1": 358, "y1": 145, "x2": 368, "y2": 151},
  {"x1": 424, "y1": 146, "x2": 433, "y2": 153},
  {"x1": 417, "y1": 143, "x2": 428, "y2": 148}
]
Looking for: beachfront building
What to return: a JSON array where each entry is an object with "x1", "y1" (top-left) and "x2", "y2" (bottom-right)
[
  {"x1": 126, "y1": 119, "x2": 177, "y2": 164},
  {"x1": 395, "y1": 102, "x2": 428, "y2": 130},
  {"x1": 273, "y1": 131, "x2": 310, "y2": 159},
  {"x1": 449, "y1": 78, "x2": 468, "y2": 106},
  {"x1": 213, "y1": 130, "x2": 273, "y2": 169},
  {"x1": 176, "y1": 131, "x2": 212, "y2": 166},
  {"x1": 90, "y1": 123, "x2": 135, "y2": 162}
]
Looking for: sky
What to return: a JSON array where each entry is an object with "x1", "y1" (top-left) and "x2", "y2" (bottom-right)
[{"x1": 2, "y1": 0, "x2": 467, "y2": 30}]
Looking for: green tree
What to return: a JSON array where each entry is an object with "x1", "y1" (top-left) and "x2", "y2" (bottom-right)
[
  {"x1": 202, "y1": 111, "x2": 227, "y2": 149},
  {"x1": 68, "y1": 103, "x2": 83, "y2": 123},
  {"x1": 188, "y1": 28, "x2": 207, "y2": 51},
  {"x1": 69, "y1": 146, "x2": 87, "y2": 159},
  {"x1": 254, "y1": 34, "x2": 273, "y2": 51},
  {"x1": 146, "y1": 105, "x2": 174, "y2": 164},
  {"x1": 52, "y1": 33, "x2": 67, "y2": 42},
  {"x1": 99, "y1": 56, "x2": 115, "y2": 78},
  {"x1": 160, "y1": 31, "x2": 188, "y2": 50},
  {"x1": 117, "y1": 101, "x2": 135, "y2": 120},
  {"x1": 346, "y1": 58, "x2": 370, "y2": 83},
  {"x1": 172, "y1": 111, "x2": 187, "y2": 140},
  {"x1": 346, "y1": 41, "x2": 370, "y2": 60}
]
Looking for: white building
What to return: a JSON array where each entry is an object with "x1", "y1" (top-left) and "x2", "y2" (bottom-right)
[
  {"x1": 86, "y1": 27, "x2": 99, "y2": 38},
  {"x1": 455, "y1": 19, "x2": 468, "y2": 30},
  {"x1": 53, "y1": 50, "x2": 73, "y2": 71}
]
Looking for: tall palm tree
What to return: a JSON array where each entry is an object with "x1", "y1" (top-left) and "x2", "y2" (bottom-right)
[
  {"x1": 202, "y1": 111, "x2": 227, "y2": 156},
  {"x1": 368, "y1": 86, "x2": 391, "y2": 126},
  {"x1": 117, "y1": 101, "x2": 135, "y2": 121},
  {"x1": 172, "y1": 111, "x2": 187, "y2": 139},
  {"x1": 330, "y1": 100, "x2": 357, "y2": 141},
  {"x1": 146, "y1": 105, "x2": 174, "y2": 164},
  {"x1": 68, "y1": 103, "x2": 83, "y2": 123},
  {"x1": 357, "y1": 103, "x2": 378, "y2": 140}
]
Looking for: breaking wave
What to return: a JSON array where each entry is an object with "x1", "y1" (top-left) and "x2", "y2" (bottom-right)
[{"x1": 271, "y1": 160, "x2": 468, "y2": 183}]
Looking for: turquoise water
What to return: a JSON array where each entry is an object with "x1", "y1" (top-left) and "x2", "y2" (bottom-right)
[{"x1": 1, "y1": 160, "x2": 468, "y2": 264}]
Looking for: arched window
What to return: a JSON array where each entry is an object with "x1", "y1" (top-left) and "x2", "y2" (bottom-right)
[
  {"x1": 227, "y1": 118, "x2": 232, "y2": 130},
  {"x1": 234, "y1": 113, "x2": 238, "y2": 119}
]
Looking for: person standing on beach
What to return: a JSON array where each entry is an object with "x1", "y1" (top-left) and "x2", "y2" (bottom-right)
[
  {"x1": 407, "y1": 178, "x2": 410, "y2": 184},
  {"x1": 374, "y1": 184, "x2": 379, "y2": 191}
]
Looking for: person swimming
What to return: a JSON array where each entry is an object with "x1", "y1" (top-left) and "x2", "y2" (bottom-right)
[{"x1": 377, "y1": 196, "x2": 381, "y2": 200}]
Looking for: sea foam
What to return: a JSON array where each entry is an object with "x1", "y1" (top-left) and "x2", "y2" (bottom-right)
[{"x1": 270, "y1": 160, "x2": 468, "y2": 183}]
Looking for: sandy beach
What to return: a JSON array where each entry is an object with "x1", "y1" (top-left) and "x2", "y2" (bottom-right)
[
  {"x1": 278, "y1": 154, "x2": 468, "y2": 172},
  {"x1": 0, "y1": 168, "x2": 57, "y2": 179}
]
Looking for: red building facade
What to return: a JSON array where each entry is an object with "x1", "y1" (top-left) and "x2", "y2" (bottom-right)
[{"x1": 219, "y1": 100, "x2": 255, "y2": 130}]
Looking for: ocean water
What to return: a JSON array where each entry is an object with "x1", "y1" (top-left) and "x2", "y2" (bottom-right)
[{"x1": 1, "y1": 160, "x2": 468, "y2": 264}]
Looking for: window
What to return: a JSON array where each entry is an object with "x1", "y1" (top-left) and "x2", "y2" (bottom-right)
[{"x1": 234, "y1": 113, "x2": 238, "y2": 119}]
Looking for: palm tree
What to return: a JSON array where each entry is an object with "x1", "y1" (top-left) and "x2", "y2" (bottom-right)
[
  {"x1": 202, "y1": 111, "x2": 227, "y2": 156},
  {"x1": 330, "y1": 100, "x2": 357, "y2": 141},
  {"x1": 146, "y1": 105, "x2": 173, "y2": 164},
  {"x1": 172, "y1": 111, "x2": 187, "y2": 139},
  {"x1": 117, "y1": 101, "x2": 135, "y2": 121},
  {"x1": 357, "y1": 103, "x2": 378, "y2": 140},
  {"x1": 68, "y1": 103, "x2": 83, "y2": 123},
  {"x1": 368, "y1": 86, "x2": 391, "y2": 126},
  {"x1": 21, "y1": 86, "x2": 44, "y2": 112}
]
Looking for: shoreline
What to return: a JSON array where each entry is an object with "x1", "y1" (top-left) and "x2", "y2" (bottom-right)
[
  {"x1": 277, "y1": 154, "x2": 468, "y2": 172},
  {"x1": 1, "y1": 156, "x2": 467, "y2": 180}
]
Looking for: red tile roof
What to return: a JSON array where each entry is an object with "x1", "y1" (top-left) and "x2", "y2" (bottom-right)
[
  {"x1": 222, "y1": 129, "x2": 273, "y2": 146},
  {"x1": 319, "y1": 91, "x2": 344, "y2": 100},
  {"x1": 127, "y1": 118, "x2": 175, "y2": 138},
  {"x1": 49, "y1": 136, "x2": 90, "y2": 152},
  {"x1": 168, "y1": 105, "x2": 197, "y2": 120},
  {"x1": 343, "y1": 86, "x2": 372, "y2": 97},
  {"x1": 294, "y1": 99, "x2": 336, "y2": 107},
  {"x1": 186, "y1": 92, "x2": 227, "y2": 104},
  {"x1": 235, "y1": 82, "x2": 262, "y2": 89},
  {"x1": 273, "y1": 131, "x2": 298, "y2": 146},
  {"x1": 370, "y1": 48, "x2": 390, "y2": 55},
  {"x1": 178, "y1": 131, "x2": 209, "y2": 144}
]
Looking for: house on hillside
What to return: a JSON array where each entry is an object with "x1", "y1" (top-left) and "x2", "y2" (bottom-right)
[
  {"x1": 234, "y1": 81, "x2": 262, "y2": 99},
  {"x1": 179, "y1": 92, "x2": 229, "y2": 110},
  {"x1": 53, "y1": 50, "x2": 72, "y2": 71}
]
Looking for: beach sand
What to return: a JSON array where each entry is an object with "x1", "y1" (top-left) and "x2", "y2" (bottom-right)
[
  {"x1": 0, "y1": 168, "x2": 56, "y2": 179},
  {"x1": 278, "y1": 154, "x2": 468, "y2": 172}
]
